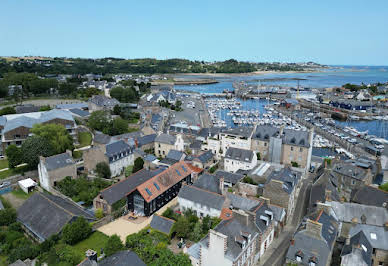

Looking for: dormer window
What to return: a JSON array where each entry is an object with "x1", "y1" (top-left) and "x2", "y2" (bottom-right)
[
  {"x1": 296, "y1": 250, "x2": 303, "y2": 262},
  {"x1": 291, "y1": 137, "x2": 296, "y2": 144},
  {"x1": 296, "y1": 255, "x2": 302, "y2": 262}
]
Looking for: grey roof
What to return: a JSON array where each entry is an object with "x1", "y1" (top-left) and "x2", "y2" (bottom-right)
[
  {"x1": 266, "y1": 167, "x2": 300, "y2": 194},
  {"x1": 178, "y1": 185, "x2": 225, "y2": 211},
  {"x1": 155, "y1": 133, "x2": 176, "y2": 145},
  {"x1": 99, "y1": 250, "x2": 146, "y2": 266},
  {"x1": 150, "y1": 214, "x2": 175, "y2": 234},
  {"x1": 93, "y1": 132, "x2": 112, "y2": 144},
  {"x1": 144, "y1": 154, "x2": 157, "y2": 162},
  {"x1": 268, "y1": 204, "x2": 286, "y2": 223},
  {"x1": 89, "y1": 95, "x2": 119, "y2": 107},
  {"x1": 309, "y1": 171, "x2": 340, "y2": 211},
  {"x1": 333, "y1": 162, "x2": 367, "y2": 181},
  {"x1": 189, "y1": 140, "x2": 202, "y2": 149},
  {"x1": 221, "y1": 127, "x2": 253, "y2": 138},
  {"x1": 341, "y1": 231, "x2": 372, "y2": 266},
  {"x1": 196, "y1": 150, "x2": 214, "y2": 163},
  {"x1": 137, "y1": 134, "x2": 156, "y2": 147},
  {"x1": 15, "y1": 104, "x2": 40, "y2": 114},
  {"x1": 226, "y1": 193, "x2": 260, "y2": 211},
  {"x1": 99, "y1": 169, "x2": 161, "y2": 205},
  {"x1": 17, "y1": 193, "x2": 95, "y2": 242},
  {"x1": 328, "y1": 201, "x2": 388, "y2": 227},
  {"x1": 187, "y1": 243, "x2": 201, "y2": 260},
  {"x1": 69, "y1": 108, "x2": 90, "y2": 117},
  {"x1": 9, "y1": 259, "x2": 29, "y2": 266},
  {"x1": 0, "y1": 116, "x2": 6, "y2": 126},
  {"x1": 253, "y1": 125, "x2": 280, "y2": 140},
  {"x1": 287, "y1": 210, "x2": 338, "y2": 266},
  {"x1": 215, "y1": 170, "x2": 244, "y2": 185},
  {"x1": 43, "y1": 152, "x2": 75, "y2": 171},
  {"x1": 193, "y1": 174, "x2": 221, "y2": 194},
  {"x1": 351, "y1": 186, "x2": 388, "y2": 207},
  {"x1": 56, "y1": 102, "x2": 88, "y2": 109},
  {"x1": 159, "y1": 157, "x2": 178, "y2": 166},
  {"x1": 282, "y1": 128, "x2": 310, "y2": 148},
  {"x1": 225, "y1": 147, "x2": 254, "y2": 163},
  {"x1": 166, "y1": 150, "x2": 184, "y2": 161},
  {"x1": 3, "y1": 109, "x2": 74, "y2": 133},
  {"x1": 349, "y1": 224, "x2": 388, "y2": 251},
  {"x1": 106, "y1": 140, "x2": 133, "y2": 158}
]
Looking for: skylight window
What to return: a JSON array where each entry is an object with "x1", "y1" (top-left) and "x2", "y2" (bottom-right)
[
  {"x1": 361, "y1": 244, "x2": 367, "y2": 252},
  {"x1": 145, "y1": 188, "x2": 152, "y2": 196},
  {"x1": 182, "y1": 165, "x2": 187, "y2": 172},
  {"x1": 154, "y1": 182, "x2": 160, "y2": 191},
  {"x1": 370, "y1": 233, "x2": 377, "y2": 240},
  {"x1": 176, "y1": 169, "x2": 181, "y2": 176}
]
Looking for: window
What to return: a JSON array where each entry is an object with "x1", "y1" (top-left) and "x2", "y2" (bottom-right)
[
  {"x1": 309, "y1": 262, "x2": 316, "y2": 266},
  {"x1": 370, "y1": 233, "x2": 377, "y2": 240},
  {"x1": 154, "y1": 182, "x2": 160, "y2": 191},
  {"x1": 264, "y1": 142, "x2": 267, "y2": 147},
  {"x1": 299, "y1": 147, "x2": 303, "y2": 152},
  {"x1": 162, "y1": 151, "x2": 165, "y2": 155},
  {"x1": 175, "y1": 169, "x2": 181, "y2": 176},
  {"x1": 182, "y1": 165, "x2": 187, "y2": 172},
  {"x1": 158, "y1": 144, "x2": 161, "y2": 148},
  {"x1": 351, "y1": 180, "x2": 356, "y2": 185},
  {"x1": 145, "y1": 188, "x2": 152, "y2": 196},
  {"x1": 291, "y1": 147, "x2": 294, "y2": 151},
  {"x1": 296, "y1": 256, "x2": 302, "y2": 262}
]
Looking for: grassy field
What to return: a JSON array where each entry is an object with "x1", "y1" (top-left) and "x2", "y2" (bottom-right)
[
  {"x1": 72, "y1": 231, "x2": 109, "y2": 258},
  {"x1": 78, "y1": 132, "x2": 92, "y2": 147},
  {"x1": 11, "y1": 189, "x2": 33, "y2": 200},
  {"x1": 0, "y1": 159, "x2": 8, "y2": 170}
]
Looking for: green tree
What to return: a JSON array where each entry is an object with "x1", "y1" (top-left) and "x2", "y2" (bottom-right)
[
  {"x1": 61, "y1": 217, "x2": 92, "y2": 245},
  {"x1": 113, "y1": 104, "x2": 122, "y2": 115},
  {"x1": 95, "y1": 162, "x2": 111, "y2": 179},
  {"x1": 88, "y1": 110, "x2": 111, "y2": 132},
  {"x1": 95, "y1": 208, "x2": 104, "y2": 219},
  {"x1": 202, "y1": 215, "x2": 211, "y2": 233},
  {"x1": 0, "y1": 106, "x2": 16, "y2": 115},
  {"x1": 110, "y1": 117, "x2": 128, "y2": 135},
  {"x1": 55, "y1": 244, "x2": 82, "y2": 265},
  {"x1": 0, "y1": 208, "x2": 17, "y2": 226},
  {"x1": 104, "y1": 234, "x2": 124, "y2": 256},
  {"x1": 39, "y1": 105, "x2": 52, "y2": 111},
  {"x1": 173, "y1": 216, "x2": 190, "y2": 239},
  {"x1": 5, "y1": 144, "x2": 22, "y2": 168},
  {"x1": 191, "y1": 221, "x2": 202, "y2": 241},
  {"x1": 133, "y1": 157, "x2": 144, "y2": 173},
  {"x1": 379, "y1": 182, "x2": 388, "y2": 192},
  {"x1": 31, "y1": 123, "x2": 74, "y2": 154},
  {"x1": 21, "y1": 136, "x2": 55, "y2": 168}
]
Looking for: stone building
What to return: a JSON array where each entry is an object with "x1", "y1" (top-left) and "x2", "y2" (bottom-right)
[
  {"x1": 88, "y1": 95, "x2": 119, "y2": 112},
  {"x1": 38, "y1": 151, "x2": 77, "y2": 192},
  {"x1": 154, "y1": 133, "x2": 184, "y2": 158}
]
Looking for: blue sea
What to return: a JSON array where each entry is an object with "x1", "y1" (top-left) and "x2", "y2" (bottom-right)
[{"x1": 175, "y1": 66, "x2": 388, "y2": 139}]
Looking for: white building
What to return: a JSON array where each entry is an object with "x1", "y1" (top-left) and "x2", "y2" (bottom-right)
[
  {"x1": 106, "y1": 140, "x2": 135, "y2": 177},
  {"x1": 224, "y1": 147, "x2": 257, "y2": 173},
  {"x1": 220, "y1": 127, "x2": 253, "y2": 156}
]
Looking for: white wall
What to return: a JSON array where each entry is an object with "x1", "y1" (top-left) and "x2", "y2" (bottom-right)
[
  {"x1": 38, "y1": 162, "x2": 50, "y2": 192},
  {"x1": 178, "y1": 197, "x2": 221, "y2": 218},
  {"x1": 109, "y1": 154, "x2": 134, "y2": 177},
  {"x1": 224, "y1": 155, "x2": 257, "y2": 173}
]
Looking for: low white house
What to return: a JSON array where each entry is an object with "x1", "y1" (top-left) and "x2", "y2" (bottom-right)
[
  {"x1": 18, "y1": 178, "x2": 37, "y2": 194},
  {"x1": 224, "y1": 147, "x2": 257, "y2": 173}
]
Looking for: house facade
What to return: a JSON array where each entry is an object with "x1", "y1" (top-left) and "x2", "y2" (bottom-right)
[
  {"x1": 154, "y1": 133, "x2": 184, "y2": 158},
  {"x1": 224, "y1": 147, "x2": 257, "y2": 173}
]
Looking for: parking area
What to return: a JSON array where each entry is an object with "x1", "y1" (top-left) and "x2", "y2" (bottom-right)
[{"x1": 170, "y1": 95, "x2": 203, "y2": 126}]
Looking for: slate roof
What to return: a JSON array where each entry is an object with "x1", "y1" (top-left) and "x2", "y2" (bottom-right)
[
  {"x1": 159, "y1": 157, "x2": 178, "y2": 166},
  {"x1": 69, "y1": 108, "x2": 90, "y2": 117},
  {"x1": 137, "y1": 134, "x2": 156, "y2": 147},
  {"x1": 155, "y1": 133, "x2": 176, "y2": 145},
  {"x1": 226, "y1": 193, "x2": 260, "y2": 211},
  {"x1": 17, "y1": 193, "x2": 95, "y2": 242},
  {"x1": 166, "y1": 150, "x2": 184, "y2": 161},
  {"x1": 56, "y1": 102, "x2": 88, "y2": 109},
  {"x1": 282, "y1": 128, "x2": 310, "y2": 148},
  {"x1": 178, "y1": 185, "x2": 225, "y2": 211},
  {"x1": 189, "y1": 140, "x2": 202, "y2": 149},
  {"x1": 99, "y1": 169, "x2": 160, "y2": 205},
  {"x1": 215, "y1": 170, "x2": 244, "y2": 185},
  {"x1": 195, "y1": 150, "x2": 214, "y2": 163},
  {"x1": 89, "y1": 95, "x2": 119, "y2": 107},
  {"x1": 144, "y1": 154, "x2": 157, "y2": 162},
  {"x1": 225, "y1": 147, "x2": 254, "y2": 163},
  {"x1": 351, "y1": 185, "x2": 388, "y2": 208},
  {"x1": 43, "y1": 152, "x2": 75, "y2": 171},
  {"x1": 105, "y1": 140, "x2": 133, "y2": 158},
  {"x1": 328, "y1": 201, "x2": 388, "y2": 227},
  {"x1": 221, "y1": 127, "x2": 253, "y2": 138},
  {"x1": 332, "y1": 162, "x2": 367, "y2": 181},
  {"x1": 150, "y1": 214, "x2": 175, "y2": 234},
  {"x1": 266, "y1": 167, "x2": 300, "y2": 194},
  {"x1": 93, "y1": 132, "x2": 112, "y2": 144},
  {"x1": 309, "y1": 170, "x2": 340, "y2": 211},
  {"x1": 253, "y1": 125, "x2": 280, "y2": 140},
  {"x1": 341, "y1": 231, "x2": 372, "y2": 266},
  {"x1": 193, "y1": 174, "x2": 221, "y2": 194},
  {"x1": 99, "y1": 250, "x2": 146, "y2": 266},
  {"x1": 15, "y1": 104, "x2": 39, "y2": 114},
  {"x1": 349, "y1": 224, "x2": 388, "y2": 251},
  {"x1": 287, "y1": 209, "x2": 338, "y2": 266}
]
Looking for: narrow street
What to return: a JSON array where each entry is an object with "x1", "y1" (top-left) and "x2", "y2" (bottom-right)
[{"x1": 257, "y1": 174, "x2": 312, "y2": 266}]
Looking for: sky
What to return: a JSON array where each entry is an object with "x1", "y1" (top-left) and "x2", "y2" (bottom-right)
[{"x1": 1, "y1": 0, "x2": 387, "y2": 65}]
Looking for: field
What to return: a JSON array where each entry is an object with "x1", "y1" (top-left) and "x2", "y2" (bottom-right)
[
  {"x1": 0, "y1": 159, "x2": 8, "y2": 170},
  {"x1": 71, "y1": 231, "x2": 109, "y2": 258}
]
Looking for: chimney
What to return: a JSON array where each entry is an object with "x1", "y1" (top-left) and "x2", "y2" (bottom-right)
[
  {"x1": 134, "y1": 139, "x2": 138, "y2": 148},
  {"x1": 316, "y1": 202, "x2": 331, "y2": 214},
  {"x1": 39, "y1": 155, "x2": 45, "y2": 163},
  {"x1": 85, "y1": 249, "x2": 97, "y2": 262},
  {"x1": 345, "y1": 234, "x2": 350, "y2": 245},
  {"x1": 325, "y1": 190, "x2": 332, "y2": 201},
  {"x1": 66, "y1": 149, "x2": 72, "y2": 157},
  {"x1": 232, "y1": 209, "x2": 250, "y2": 226},
  {"x1": 219, "y1": 177, "x2": 224, "y2": 195},
  {"x1": 306, "y1": 219, "x2": 323, "y2": 239}
]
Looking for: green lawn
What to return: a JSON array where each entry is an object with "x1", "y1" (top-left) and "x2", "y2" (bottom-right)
[
  {"x1": 0, "y1": 159, "x2": 9, "y2": 170},
  {"x1": 0, "y1": 165, "x2": 29, "y2": 180},
  {"x1": 73, "y1": 150, "x2": 83, "y2": 159},
  {"x1": 11, "y1": 189, "x2": 34, "y2": 200},
  {"x1": 78, "y1": 132, "x2": 92, "y2": 147},
  {"x1": 71, "y1": 231, "x2": 109, "y2": 258}
]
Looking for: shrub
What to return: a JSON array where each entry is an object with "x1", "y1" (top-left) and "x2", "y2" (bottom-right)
[
  {"x1": 0, "y1": 208, "x2": 17, "y2": 226},
  {"x1": 95, "y1": 208, "x2": 104, "y2": 219},
  {"x1": 104, "y1": 234, "x2": 124, "y2": 256},
  {"x1": 133, "y1": 157, "x2": 144, "y2": 173},
  {"x1": 291, "y1": 161, "x2": 299, "y2": 167},
  {"x1": 242, "y1": 176, "x2": 258, "y2": 185},
  {"x1": 61, "y1": 217, "x2": 92, "y2": 245},
  {"x1": 95, "y1": 162, "x2": 111, "y2": 179}
]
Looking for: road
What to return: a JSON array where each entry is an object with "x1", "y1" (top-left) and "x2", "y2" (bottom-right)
[{"x1": 258, "y1": 174, "x2": 312, "y2": 266}]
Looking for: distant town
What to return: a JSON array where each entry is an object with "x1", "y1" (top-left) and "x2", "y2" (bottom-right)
[{"x1": 0, "y1": 58, "x2": 387, "y2": 266}]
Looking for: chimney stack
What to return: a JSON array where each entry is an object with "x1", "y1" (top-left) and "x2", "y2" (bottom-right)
[
  {"x1": 259, "y1": 196, "x2": 271, "y2": 206},
  {"x1": 232, "y1": 209, "x2": 250, "y2": 227},
  {"x1": 316, "y1": 202, "x2": 331, "y2": 214},
  {"x1": 219, "y1": 177, "x2": 224, "y2": 195},
  {"x1": 345, "y1": 234, "x2": 350, "y2": 245},
  {"x1": 66, "y1": 149, "x2": 72, "y2": 157}
]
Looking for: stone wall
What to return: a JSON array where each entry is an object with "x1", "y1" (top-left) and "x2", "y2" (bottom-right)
[{"x1": 237, "y1": 182, "x2": 259, "y2": 197}]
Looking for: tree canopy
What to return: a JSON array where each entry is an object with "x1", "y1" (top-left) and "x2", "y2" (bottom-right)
[
  {"x1": 21, "y1": 136, "x2": 55, "y2": 168},
  {"x1": 5, "y1": 145, "x2": 22, "y2": 168},
  {"x1": 31, "y1": 123, "x2": 74, "y2": 154},
  {"x1": 61, "y1": 217, "x2": 92, "y2": 245}
]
